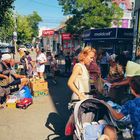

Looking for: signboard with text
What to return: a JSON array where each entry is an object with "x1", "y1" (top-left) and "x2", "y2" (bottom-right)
[
  {"x1": 62, "y1": 33, "x2": 71, "y2": 40},
  {"x1": 42, "y1": 30, "x2": 54, "y2": 37}
]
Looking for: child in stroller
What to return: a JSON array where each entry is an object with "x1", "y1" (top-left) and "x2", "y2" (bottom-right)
[{"x1": 71, "y1": 98, "x2": 132, "y2": 140}]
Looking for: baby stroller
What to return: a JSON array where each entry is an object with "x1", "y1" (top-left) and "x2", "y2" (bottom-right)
[{"x1": 72, "y1": 98, "x2": 132, "y2": 140}]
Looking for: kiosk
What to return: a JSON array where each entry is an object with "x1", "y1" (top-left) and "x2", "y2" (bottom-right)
[{"x1": 82, "y1": 28, "x2": 133, "y2": 56}]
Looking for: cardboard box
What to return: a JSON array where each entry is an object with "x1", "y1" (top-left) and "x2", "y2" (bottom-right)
[
  {"x1": 33, "y1": 90, "x2": 49, "y2": 97},
  {"x1": 30, "y1": 80, "x2": 48, "y2": 92},
  {"x1": 6, "y1": 99, "x2": 17, "y2": 108}
]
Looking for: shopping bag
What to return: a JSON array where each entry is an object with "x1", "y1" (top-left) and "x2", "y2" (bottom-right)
[{"x1": 15, "y1": 86, "x2": 32, "y2": 99}]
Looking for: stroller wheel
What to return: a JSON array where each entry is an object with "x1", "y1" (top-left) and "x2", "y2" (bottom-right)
[{"x1": 73, "y1": 133, "x2": 78, "y2": 140}]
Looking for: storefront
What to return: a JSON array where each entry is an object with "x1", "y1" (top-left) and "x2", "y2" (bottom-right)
[
  {"x1": 133, "y1": 0, "x2": 140, "y2": 59},
  {"x1": 82, "y1": 28, "x2": 133, "y2": 56}
]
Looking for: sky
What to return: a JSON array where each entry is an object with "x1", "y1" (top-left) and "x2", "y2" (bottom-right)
[{"x1": 13, "y1": 0, "x2": 67, "y2": 29}]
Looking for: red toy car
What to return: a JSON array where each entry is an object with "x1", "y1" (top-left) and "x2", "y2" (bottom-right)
[{"x1": 16, "y1": 98, "x2": 33, "y2": 109}]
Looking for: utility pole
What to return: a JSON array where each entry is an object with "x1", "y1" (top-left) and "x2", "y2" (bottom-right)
[{"x1": 13, "y1": 10, "x2": 17, "y2": 60}]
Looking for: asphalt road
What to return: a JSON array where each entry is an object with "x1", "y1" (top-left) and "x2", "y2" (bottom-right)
[{"x1": 0, "y1": 76, "x2": 72, "y2": 140}]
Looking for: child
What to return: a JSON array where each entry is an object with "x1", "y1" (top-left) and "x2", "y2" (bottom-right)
[
  {"x1": 99, "y1": 125, "x2": 117, "y2": 140},
  {"x1": 103, "y1": 75, "x2": 140, "y2": 140}
]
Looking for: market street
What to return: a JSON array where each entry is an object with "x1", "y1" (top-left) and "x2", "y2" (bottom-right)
[{"x1": 0, "y1": 76, "x2": 72, "y2": 140}]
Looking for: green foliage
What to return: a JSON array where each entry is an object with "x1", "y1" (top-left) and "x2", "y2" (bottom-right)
[
  {"x1": 0, "y1": 10, "x2": 14, "y2": 42},
  {"x1": 0, "y1": 0, "x2": 15, "y2": 24},
  {"x1": 27, "y1": 11, "x2": 42, "y2": 37},
  {"x1": 58, "y1": 0, "x2": 123, "y2": 34},
  {"x1": 0, "y1": 0, "x2": 15, "y2": 41},
  {"x1": 0, "y1": 9, "x2": 42, "y2": 44},
  {"x1": 17, "y1": 15, "x2": 33, "y2": 43}
]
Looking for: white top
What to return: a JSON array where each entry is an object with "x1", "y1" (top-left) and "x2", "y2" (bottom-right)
[
  {"x1": 36, "y1": 53, "x2": 47, "y2": 72},
  {"x1": 36, "y1": 53, "x2": 47, "y2": 66},
  {"x1": 74, "y1": 63, "x2": 90, "y2": 93}
]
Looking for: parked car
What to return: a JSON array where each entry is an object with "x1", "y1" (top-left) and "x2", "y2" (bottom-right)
[
  {"x1": 16, "y1": 98, "x2": 33, "y2": 109},
  {"x1": 0, "y1": 43, "x2": 15, "y2": 54},
  {"x1": 24, "y1": 43, "x2": 32, "y2": 49}
]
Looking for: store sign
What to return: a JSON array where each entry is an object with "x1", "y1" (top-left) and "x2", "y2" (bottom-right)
[
  {"x1": 62, "y1": 33, "x2": 71, "y2": 40},
  {"x1": 42, "y1": 30, "x2": 54, "y2": 37},
  {"x1": 90, "y1": 28, "x2": 116, "y2": 39},
  {"x1": 82, "y1": 28, "x2": 133, "y2": 41}
]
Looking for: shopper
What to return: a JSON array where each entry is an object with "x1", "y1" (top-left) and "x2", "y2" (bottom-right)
[
  {"x1": 102, "y1": 75, "x2": 140, "y2": 140},
  {"x1": 35, "y1": 47, "x2": 47, "y2": 79},
  {"x1": 65, "y1": 46, "x2": 96, "y2": 136}
]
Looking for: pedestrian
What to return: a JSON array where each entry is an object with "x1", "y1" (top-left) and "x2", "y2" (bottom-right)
[
  {"x1": 88, "y1": 52, "x2": 104, "y2": 93},
  {"x1": 65, "y1": 46, "x2": 96, "y2": 136},
  {"x1": 100, "y1": 51, "x2": 110, "y2": 79},
  {"x1": 45, "y1": 52, "x2": 52, "y2": 74},
  {"x1": 102, "y1": 75, "x2": 140, "y2": 140},
  {"x1": 18, "y1": 48, "x2": 28, "y2": 76},
  {"x1": 50, "y1": 55, "x2": 59, "y2": 84},
  {"x1": 25, "y1": 51, "x2": 33, "y2": 78},
  {"x1": 65, "y1": 52, "x2": 71, "y2": 74},
  {"x1": 35, "y1": 46, "x2": 47, "y2": 80}
]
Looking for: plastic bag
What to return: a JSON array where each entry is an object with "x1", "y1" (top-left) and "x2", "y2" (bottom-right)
[
  {"x1": 83, "y1": 122, "x2": 105, "y2": 140},
  {"x1": 15, "y1": 86, "x2": 32, "y2": 99}
]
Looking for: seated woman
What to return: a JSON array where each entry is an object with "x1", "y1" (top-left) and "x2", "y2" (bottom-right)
[
  {"x1": 107, "y1": 54, "x2": 124, "y2": 83},
  {"x1": 106, "y1": 54, "x2": 128, "y2": 104},
  {"x1": 0, "y1": 54, "x2": 29, "y2": 92}
]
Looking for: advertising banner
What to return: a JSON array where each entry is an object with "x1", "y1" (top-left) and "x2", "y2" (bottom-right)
[
  {"x1": 42, "y1": 30, "x2": 54, "y2": 37},
  {"x1": 62, "y1": 33, "x2": 71, "y2": 40}
]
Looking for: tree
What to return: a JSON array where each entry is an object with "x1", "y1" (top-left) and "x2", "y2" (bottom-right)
[
  {"x1": 58, "y1": 0, "x2": 123, "y2": 34},
  {"x1": 27, "y1": 11, "x2": 42, "y2": 37},
  {"x1": 0, "y1": 0, "x2": 15, "y2": 24},
  {"x1": 17, "y1": 15, "x2": 33, "y2": 43},
  {"x1": 0, "y1": 10, "x2": 14, "y2": 42}
]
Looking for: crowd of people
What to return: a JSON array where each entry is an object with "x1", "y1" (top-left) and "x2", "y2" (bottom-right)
[
  {"x1": 66, "y1": 46, "x2": 140, "y2": 140},
  {"x1": 0, "y1": 45, "x2": 140, "y2": 139},
  {"x1": 0, "y1": 47, "x2": 60, "y2": 105}
]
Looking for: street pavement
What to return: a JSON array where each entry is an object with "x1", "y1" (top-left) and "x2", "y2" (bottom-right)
[{"x1": 0, "y1": 76, "x2": 72, "y2": 140}]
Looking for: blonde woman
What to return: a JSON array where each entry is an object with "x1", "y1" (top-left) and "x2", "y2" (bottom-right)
[
  {"x1": 68, "y1": 46, "x2": 96, "y2": 101},
  {"x1": 65, "y1": 46, "x2": 96, "y2": 136}
]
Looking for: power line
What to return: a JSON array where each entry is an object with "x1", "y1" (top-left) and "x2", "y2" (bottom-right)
[{"x1": 30, "y1": 0, "x2": 60, "y2": 9}]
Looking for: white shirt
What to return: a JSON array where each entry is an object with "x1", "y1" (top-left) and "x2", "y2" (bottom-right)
[{"x1": 36, "y1": 53, "x2": 47, "y2": 72}]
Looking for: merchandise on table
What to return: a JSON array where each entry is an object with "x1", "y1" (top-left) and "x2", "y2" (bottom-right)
[
  {"x1": 16, "y1": 98, "x2": 33, "y2": 109},
  {"x1": 6, "y1": 98, "x2": 17, "y2": 108},
  {"x1": 33, "y1": 90, "x2": 49, "y2": 97}
]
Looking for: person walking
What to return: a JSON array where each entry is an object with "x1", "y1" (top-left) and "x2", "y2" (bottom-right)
[
  {"x1": 65, "y1": 52, "x2": 72, "y2": 74},
  {"x1": 65, "y1": 46, "x2": 96, "y2": 136},
  {"x1": 25, "y1": 51, "x2": 33, "y2": 78}
]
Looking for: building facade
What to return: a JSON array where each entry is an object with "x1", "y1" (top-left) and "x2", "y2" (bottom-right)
[{"x1": 133, "y1": 0, "x2": 140, "y2": 59}]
